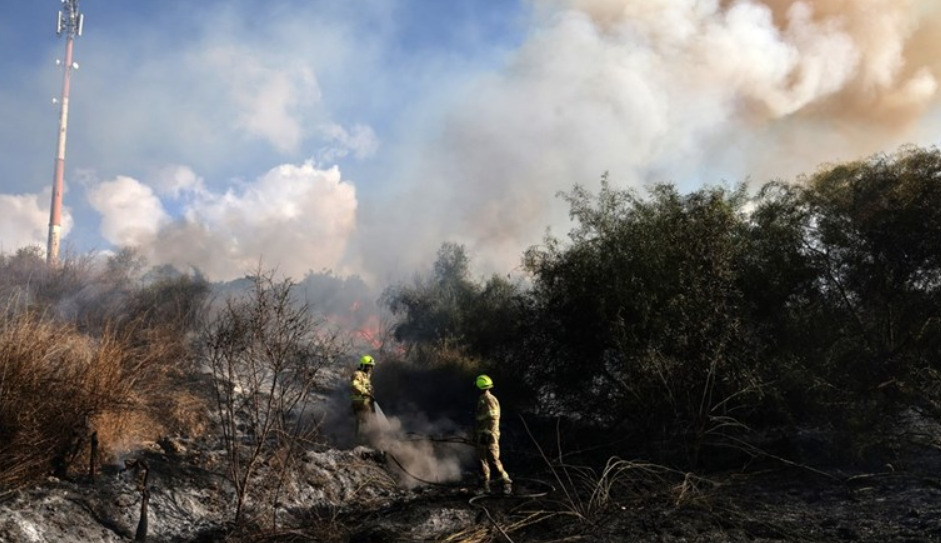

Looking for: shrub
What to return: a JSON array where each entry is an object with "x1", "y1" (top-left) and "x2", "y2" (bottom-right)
[
  {"x1": 199, "y1": 269, "x2": 347, "y2": 526},
  {"x1": 0, "y1": 312, "x2": 197, "y2": 490}
]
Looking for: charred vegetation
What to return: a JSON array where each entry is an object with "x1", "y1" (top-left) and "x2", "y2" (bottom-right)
[{"x1": 1, "y1": 146, "x2": 941, "y2": 541}]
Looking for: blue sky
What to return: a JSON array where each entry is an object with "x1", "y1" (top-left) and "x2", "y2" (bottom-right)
[{"x1": 2, "y1": 1, "x2": 941, "y2": 283}]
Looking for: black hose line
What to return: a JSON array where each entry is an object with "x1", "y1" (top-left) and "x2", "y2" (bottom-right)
[
  {"x1": 467, "y1": 477, "x2": 555, "y2": 501},
  {"x1": 384, "y1": 452, "x2": 466, "y2": 488},
  {"x1": 402, "y1": 432, "x2": 476, "y2": 446}
]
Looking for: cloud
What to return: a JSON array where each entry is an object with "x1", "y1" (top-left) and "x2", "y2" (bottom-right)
[
  {"x1": 0, "y1": 191, "x2": 71, "y2": 253},
  {"x1": 56, "y1": 2, "x2": 384, "y2": 182},
  {"x1": 6, "y1": 0, "x2": 941, "y2": 284},
  {"x1": 86, "y1": 176, "x2": 170, "y2": 247},
  {"x1": 87, "y1": 161, "x2": 359, "y2": 281}
]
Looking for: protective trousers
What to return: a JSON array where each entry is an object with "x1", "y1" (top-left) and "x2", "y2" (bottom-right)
[
  {"x1": 477, "y1": 433, "x2": 510, "y2": 484},
  {"x1": 352, "y1": 400, "x2": 374, "y2": 442}
]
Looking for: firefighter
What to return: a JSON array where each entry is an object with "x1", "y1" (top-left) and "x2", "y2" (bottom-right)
[
  {"x1": 350, "y1": 355, "x2": 376, "y2": 442},
  {"x1": 475, "y1": 374, "x2": 512, "y2": 494}
]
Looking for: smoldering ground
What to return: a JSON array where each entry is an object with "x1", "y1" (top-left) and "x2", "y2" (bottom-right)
[{"x1": 312, "y1": 360, "x2": 478, "y2": 490}]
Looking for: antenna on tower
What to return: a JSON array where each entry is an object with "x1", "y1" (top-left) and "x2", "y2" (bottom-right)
[{"x1": 47, "y1": 0, "x2": 84, "y2": 266}]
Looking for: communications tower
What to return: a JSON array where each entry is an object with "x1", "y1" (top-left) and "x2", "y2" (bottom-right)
[{"x1": 47, "y1": 0, "x2": 84, "y2": 265}]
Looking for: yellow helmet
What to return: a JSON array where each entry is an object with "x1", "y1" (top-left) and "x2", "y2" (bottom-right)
[
  {"x1": 475, "y1": 374, "x2": 493, "y2": 390},
  {"x1": 359, "y1": 355, "x2": 375, "y2": 366}
]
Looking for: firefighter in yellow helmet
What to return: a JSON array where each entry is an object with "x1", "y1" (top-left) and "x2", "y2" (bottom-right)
[
  {"x1": 474, "y1": 374, "x2": 512, "y2": 494},
  {"x1": 350, "y1": 355, "x2": 376, "y2": 442}
]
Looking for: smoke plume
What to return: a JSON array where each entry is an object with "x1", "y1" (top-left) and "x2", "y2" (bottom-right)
[
  {"x1": 357, "y1": 0, "x2": 941, "y2": 277},
  {"x1": 316, "y1": 369, "x2": 472, "y2": 488},
  {"x1": 6, "y1": 1, "x2": 940, "y2": 283},
  {"x1": 364, "y1": 412, "x2": 470, "y2": 489}
]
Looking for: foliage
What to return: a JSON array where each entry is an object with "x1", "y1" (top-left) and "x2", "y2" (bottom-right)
[
  {"x1": 787, "y1": 146, "x2": 941, "y2": 441},
  {"x1": 380, "y1": 242, "x2": 532, "y2": 409},
  {"x1": 0, "y1": 246, "x2": 97, "y2": 315},
  {"x1": 382, "y1": 242, "x2": 476, "y2": 348},
  {"x1": 0, "y1": 311, "x2": 197, "y2": 490},
  {"x1": 518, "y1": 147, "x2": 941, "y2": 463},
  {"x1": 0, "y1": 249, "x2": 213, "y2": 491},
  {"x1": 522, "y1": 179, "x2": 766, "y2": 459},
  {"x1": 384, "y1": 146, "x2": 941, "y2": 467}
]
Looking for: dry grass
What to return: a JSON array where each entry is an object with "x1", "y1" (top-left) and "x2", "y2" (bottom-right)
[
  {"x1": 0, "y1": 310, "x2": 204, "y2": 490},
  {"x1": 442, "y1": 511, "x2": 557, "y2": 543},
  {"x1": 520, "y1": 417, "x2": 718, "y2": 525}
]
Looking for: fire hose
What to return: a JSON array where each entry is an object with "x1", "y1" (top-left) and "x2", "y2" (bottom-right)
[{"x1": 403, "y1": 432, "x2": 476, "y2": 446}]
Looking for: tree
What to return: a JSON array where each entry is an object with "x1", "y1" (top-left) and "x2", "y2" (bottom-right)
[
  {"x1": 794, "y1": 146, "x2": 941, "y2": 425},
  {"x1": 524, "y1": 178, "x2": 775, "y2": 461},
  {"x1": 382, "y1": 242, "x2": 477, "y2": 351}
]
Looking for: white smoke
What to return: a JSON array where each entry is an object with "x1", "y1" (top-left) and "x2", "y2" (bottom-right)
[
  {"x1": 318, "y1": 123, "x2": 380, "y2": 162},
  {"x1": 0, "y1": 191, "x2": 72, "y2": 253},
  {"x1": 362, "y1": 411, "x2": 468, "y2": 489},
  {"x1": 85, "y1": 161, "x2": 358, "y2": 281},
  {"x1": 7, "y1": 1, "x2": 941, "y2": 281},
  {"x1": 197, "y1": 45, "x2": 320, "y2": 154},
  {"x1": 357, "y1": 0, "x2": 941, "y2": 277}
]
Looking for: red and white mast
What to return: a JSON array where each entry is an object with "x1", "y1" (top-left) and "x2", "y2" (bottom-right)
[{"x1": 47, "y1": 0, "x2": 84, "y2": 265}]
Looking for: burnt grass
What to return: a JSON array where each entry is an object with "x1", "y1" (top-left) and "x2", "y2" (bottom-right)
[
  {"x1": 265, "y1": 416, "x2": 941, "y2": 543},
  {"x1": 4, "y1": 420, "x2": 941, "y2": 542},
  {"x1": 331, "y1": 448, "x2": 941, "y2": 543}
]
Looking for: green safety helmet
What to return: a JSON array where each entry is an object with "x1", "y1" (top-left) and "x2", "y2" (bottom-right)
[
  {"x1": 475, "y1": 374, "x2": 493, "y2": 390},
  {"x1": 359, "y1": 355, "x2": 375, "y2": 366}
]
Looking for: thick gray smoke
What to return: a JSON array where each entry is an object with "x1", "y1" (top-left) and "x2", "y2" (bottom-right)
[
  {"x1": 363, "y1": 409, "x2": 471, "y2": 489},
  {"x1": 7, "y1": 1, "x2": 939, "y2": 285},
  {"x1": 356, "y1": 0, "x2": 941, "y2": 278}
]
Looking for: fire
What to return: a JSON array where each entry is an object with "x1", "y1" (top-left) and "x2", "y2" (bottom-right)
[
  {"x1": 353, "y1": 313, "x2": 382, "y2": 349},
  {"x1": 319, "y1": 300, "x2": 384, "y2": 350}
]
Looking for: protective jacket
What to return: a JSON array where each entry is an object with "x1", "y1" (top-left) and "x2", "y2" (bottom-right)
[
  {"x1": 350, "y1": 369, "x2": 373, "y2": 403},
  {"x1": 474, "y1": 388, "x2": 510, "y2": 489},
  {"x1": 475, "y1": 390, "x2": 500, "y2": 440}
]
